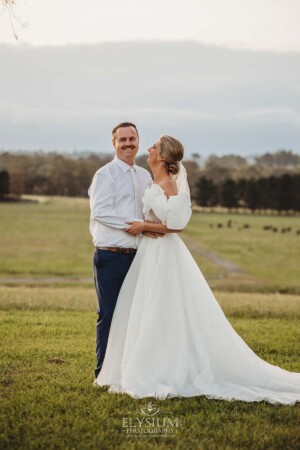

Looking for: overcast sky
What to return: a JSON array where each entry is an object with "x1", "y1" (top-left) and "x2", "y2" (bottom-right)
[
  {"x1": 0, "y1": 1, "x2": 299, "y2": 157},
  {"x1": 1, "y1": 0, "x2": 300, "y2": 51}
]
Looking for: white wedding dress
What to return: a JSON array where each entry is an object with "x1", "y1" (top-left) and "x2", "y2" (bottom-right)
[{"x1": 96, "y1": 183, "x2": 300, "y2": 404}]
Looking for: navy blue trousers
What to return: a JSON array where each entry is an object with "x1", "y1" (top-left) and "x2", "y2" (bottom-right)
[{"x1": 93, "y1": 249, "x2": 136, "y2": 378}]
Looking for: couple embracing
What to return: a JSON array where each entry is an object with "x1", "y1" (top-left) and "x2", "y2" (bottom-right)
[{"x1": 88, "y1": 122, "x2": 300, "y2": 404}]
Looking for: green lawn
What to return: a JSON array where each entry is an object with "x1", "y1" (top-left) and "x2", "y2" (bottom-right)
[
  {"x1": 1, "y1": 197, "x2": 300, "y2": 292},
  {"x1": 1, "y1": 197, "x2": 300, "y2": 448},
  {"x1": 183, "y1": 211, "x2": 300, "y2": 292},
  {"x1": 0, "y1": 197, "x2": 299, "y2": 290},
  {"x1": 0, "y1": 197, "x2": 93, "y2": 278},
  {"x1": 0, "y1": 287, "x2": 300, "y2": 450}
]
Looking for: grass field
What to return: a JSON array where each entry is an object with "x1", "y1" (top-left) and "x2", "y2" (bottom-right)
[
  {"x1": 0, "y1": 197, "x2": 93, "y2": 279},
  {"x1": 1, "y1": 197, "x2": 300, "y2": 449},
  {"x1": 1, "y1": 287, "x2": 300, "y2": 450},
  {"x1": 0, "y1": 196, "x2": 300, "y2": 292},
  {"x1": 186, "y1": 211, "x2": 300, "y2": 292}
]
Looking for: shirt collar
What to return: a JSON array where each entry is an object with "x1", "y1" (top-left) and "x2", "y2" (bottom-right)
[{"x1": 114, "y1": 155, "x2": 136, "y2": 172}]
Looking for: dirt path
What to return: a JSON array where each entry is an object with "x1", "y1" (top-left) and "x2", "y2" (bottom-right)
[
  {"x1": 182, "y1": 237, "x2": 245, "y2": 273},
  {"x1": 0, "y1": 276, "x2": 94, "y2": 284},
  {"x1": 182, "y1": 237, "x2": 263, "y2": 288},
  {"x1": 0, "y1": 238, "x2": 247, "y2": 285}
]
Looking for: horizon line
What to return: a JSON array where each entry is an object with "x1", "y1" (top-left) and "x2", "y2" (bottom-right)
[{"x1": 1, "y1": 39, "x2": 300, "y2": 55}]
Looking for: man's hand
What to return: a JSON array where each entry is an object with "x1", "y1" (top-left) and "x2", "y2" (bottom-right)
[{"x1": 124, "y1": 221, "x2": 145, "y2": 236}]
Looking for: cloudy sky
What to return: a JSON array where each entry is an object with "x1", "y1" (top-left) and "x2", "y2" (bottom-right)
[
  {"x1": 0, "y1": 0, "x2": 300, "y2": 157},
  {"x1": 2, "y1": 0, "x2": 300, "y2": 51}
]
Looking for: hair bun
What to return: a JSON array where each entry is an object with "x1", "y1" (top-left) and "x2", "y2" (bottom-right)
[
  {"x1": 160, "y1": 135, "x2": 184, "y2": 175},
  {"x1": 167, "y1": 162, "x2": 179, "y2": 175}
]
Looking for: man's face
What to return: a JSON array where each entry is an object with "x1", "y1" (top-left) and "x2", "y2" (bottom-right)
[{"x1": 113, "y1": 126, "x2": 139, "y2": 165}]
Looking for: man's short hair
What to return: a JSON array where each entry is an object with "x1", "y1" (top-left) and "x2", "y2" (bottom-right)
[{"x1": 112, "y1": 122, "x2": 139, "y2": 139}]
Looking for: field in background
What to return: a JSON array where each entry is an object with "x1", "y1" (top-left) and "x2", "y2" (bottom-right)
[
  {"x1": 185, "y1": 211, "x2": 300, "y2": 292},
  {"x1": 0, "y1": 196, "x2": 300, "y2": 292},
  {"x1": 1, "y1": 288, "x2": 300, "y2": 449},
  {"x1": 0, "y1": 197, "x2": 93, "y2": 279},
  {"x1": 1, "y1": 197, "x2": 300, "y2": 449}
]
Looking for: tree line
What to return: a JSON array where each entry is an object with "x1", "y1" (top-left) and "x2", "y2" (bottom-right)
[
  {"x1": 0, "y1": 149, "x2": 300, "y2": 212},
  {"x1": 196, "y1": 175, "x2": 300, "y2": 212},
  {"x1": 0, "y1": 152, "x2": 112, "y2": 198}
]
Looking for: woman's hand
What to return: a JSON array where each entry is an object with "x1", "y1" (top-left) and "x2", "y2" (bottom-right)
[{"x1": 124, "y1": 221, "x2": 145, "y2": 236}]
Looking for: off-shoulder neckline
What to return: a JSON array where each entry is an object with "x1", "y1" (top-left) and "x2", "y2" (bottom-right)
[
  {"x1": 150, "y1": 183, "x2": 178, "y2": 198},
  {"x1": 148, "y1": 183, "x2": 189, "y2": 199}
]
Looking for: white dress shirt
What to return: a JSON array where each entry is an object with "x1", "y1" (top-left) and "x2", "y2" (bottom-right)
[{"x1": 88, "y1": 156, "x2": 152, "y2": 248}]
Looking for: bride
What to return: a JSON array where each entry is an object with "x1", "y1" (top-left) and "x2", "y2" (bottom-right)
[{"x1": 96, "y1": 135, "x2": 300, "y2": 405}]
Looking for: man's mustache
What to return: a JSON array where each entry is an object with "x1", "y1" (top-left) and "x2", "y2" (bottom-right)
[{"x1": 122, "y1": 145, "x2": 136, "y2": 150}]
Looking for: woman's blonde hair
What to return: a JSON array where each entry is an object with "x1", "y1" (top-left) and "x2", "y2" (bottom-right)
[{"x1": 159, "y1": 135, "x2": 184, "y2": 175}]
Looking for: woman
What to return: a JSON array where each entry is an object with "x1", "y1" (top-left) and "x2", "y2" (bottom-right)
[{"x1": 96, "y1": 135, "x2": 300, "y2": 404}]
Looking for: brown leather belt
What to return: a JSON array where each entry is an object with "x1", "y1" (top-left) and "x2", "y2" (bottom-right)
[{"x1": 96, "y1": 246, "x2": 137, "y2": 254}]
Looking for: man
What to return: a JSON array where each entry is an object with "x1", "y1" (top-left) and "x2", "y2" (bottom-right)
[{"x1": 88, "y1": 122, "x2": 153, "y2": 379}]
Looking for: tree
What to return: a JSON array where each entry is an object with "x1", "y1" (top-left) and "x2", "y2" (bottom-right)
[
  {"x1": 220, "y1": 179, "x2": 238, "y2": 210},
  {"x1": 291, "y1": 175, "x2": 300, "y2": 212},
  {"x1": 277, "y1": 174, "x2": 293, "y2": 212},
  {"x1": 236, "y1": 179, "x2": 247, "y2": 208},
  {"x1": 201, "y1": 155, "x2": 247, "y2": 185},
  {"x1": 244, "y1": 179, "x2": 260, "y2": 212},
  {"x1": 267, "y1": 176, "x2": 280, "y2": 211},
  {"x1": 0, "y1": 170, "x2": 10, "y2": 198},
  {"x1": 9, "y1": 170, "x2": 24, "y2": 196},
  {"x1": 196, "y1": 177, "x2": 218, "y2": 207},
  {"x1": 191, "y1": 153, "x2": 201, "y2": 165},
  {"x1": 256, "y1": 177, "x2": 271, "y2": 210},
  {"x1": 1, "y1": 0, "x2": 22, "y2": 40},
  {"x1": 183, "y1": 160, "x2": 200, "y2": 201},
  {"x1": 255, "y1": 150, "x2": 300, "y2": 168},
  {"x1": 1, "y1": 0, "x2": 15, "y2": 8}
]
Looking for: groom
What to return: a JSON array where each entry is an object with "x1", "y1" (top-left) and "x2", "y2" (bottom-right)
[{"x1": 88, "y1": 122, "x2": 153, "y2": 379}]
